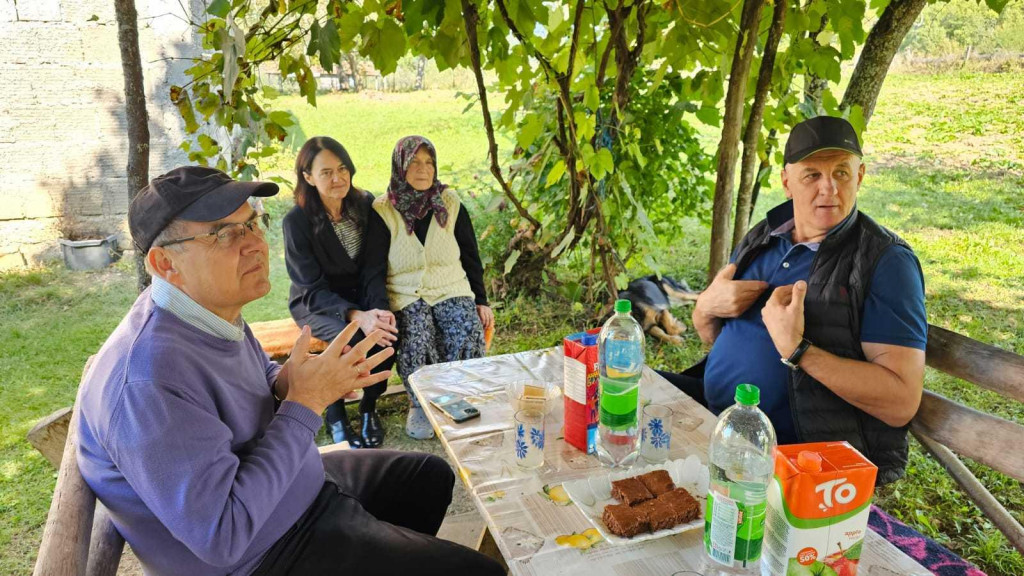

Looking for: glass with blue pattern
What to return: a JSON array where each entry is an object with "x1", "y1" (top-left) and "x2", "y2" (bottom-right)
[
  {"x1": 513, "y1": 409, "x2": 545, "y2": 470},
  {"x1": 640, "y1": 404, "x2": 673, "y2": 464}
]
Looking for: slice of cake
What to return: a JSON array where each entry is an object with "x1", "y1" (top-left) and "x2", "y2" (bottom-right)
[
  {"x1": 635, "y1": 498, "x2": 677, "y2": 531},
  {"x1": 638, "y1": 469, "x2": 676, "y2": 496},
  {"x1": 658, "y1": 487, "x2": 701, "y2": 524},
  {"x1": 610, "y1": 477, "x2": 653, "y2": 506},
  {"x1": 602, "y1": 503, "x2": 649, "y2": 537}
]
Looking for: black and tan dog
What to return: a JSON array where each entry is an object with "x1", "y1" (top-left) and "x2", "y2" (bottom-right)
[{"x1": 603, "y1": 275, "x2": 699, "y2": 345}]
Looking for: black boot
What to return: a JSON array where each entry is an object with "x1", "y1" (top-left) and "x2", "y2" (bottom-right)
[
  {"x1": 361, "y1": 410, "x2": 385, "y2": 448},
  {"x1": 326, "y1": 400, "x2": 362, "y2": 449}
]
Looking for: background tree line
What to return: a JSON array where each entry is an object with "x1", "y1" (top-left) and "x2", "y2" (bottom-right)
[{"x1": 118, "y1": 0, "x2": 1009, "y2": 299}]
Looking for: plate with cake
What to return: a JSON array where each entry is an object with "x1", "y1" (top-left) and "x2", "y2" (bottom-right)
[{"x1": 562, "y1": 455, "x2": 709, "y2": 544}]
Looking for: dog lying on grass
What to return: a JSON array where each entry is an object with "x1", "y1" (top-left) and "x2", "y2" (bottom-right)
[{"x1": 603, "y1": 275, "x2": 699, "y2": 345}]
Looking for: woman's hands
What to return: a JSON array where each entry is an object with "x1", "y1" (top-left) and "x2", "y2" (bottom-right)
[
  {"x1": 348, "y1": 308, "x2": 399, "y2": 346},
  {"x1": 476, "y1": 305, "x2": 494, "y2": 330}
]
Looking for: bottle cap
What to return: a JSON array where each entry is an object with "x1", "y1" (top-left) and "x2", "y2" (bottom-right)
[
  {"x1": 581, "y1": 333, "x2": 598, "y2": 346},
  {"x1": 797, "y1": 450, "x2": 822, "y2": 472},
  {"x1": 734, "y1": 383, "x2": 760, "y2": 406},
  {"x1": 614, "y1": 299, "x2": 631, "y2": 313}
]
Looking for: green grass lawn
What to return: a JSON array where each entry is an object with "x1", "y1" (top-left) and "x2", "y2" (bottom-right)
[{"x1": 2, "y1": 71, "x2": 1022, "y2": 575}]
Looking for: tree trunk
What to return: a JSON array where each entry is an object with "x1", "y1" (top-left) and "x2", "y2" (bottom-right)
[
  {"x1": 115, "y1": 0, "x2": 151, "y2": 293},
  {"x1": 461, "y1": 0, "x2": 548, "y2": 294},
  {"x1": 803, "y1": 12, "x2": 830, "y2": 109},
  {"x1": 841, "y1": 0, "x2": 928, "y2": 124},
  {"x1": 415, "y1": 56, "x2": 426, "y2": 90},
  {"x1": 492, "y1": 0, "x2": 600, "y2": 294},
  {"x1": 708, "y1": 0, "x2": 766, "y2": 282},
  {"x1": 804, "y1": 74, "x2": 828, "y2": 108},
  {"x1": 346, "y1": 52, "x2": 360, "y2": 92},
  {"x1": 746, "y1": 128, "x2": 776, "y2": 223},
  {"x1": 733, "y1": 0, "x2": 786, "y2": 249}
]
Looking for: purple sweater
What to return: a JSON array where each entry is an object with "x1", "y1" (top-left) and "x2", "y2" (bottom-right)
[{"x1": 77, "y1": 289, "x2": 325, "y2": 576}]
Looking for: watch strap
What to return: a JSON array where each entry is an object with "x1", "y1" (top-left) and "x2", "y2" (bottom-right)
[{"x1": 781, "y1": 338, "x2": 812, "y2": 370}]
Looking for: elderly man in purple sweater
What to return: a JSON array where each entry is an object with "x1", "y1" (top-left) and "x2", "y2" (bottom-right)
[{"x1": 76, "y1": 166, "x2": 503, "y2": 576}]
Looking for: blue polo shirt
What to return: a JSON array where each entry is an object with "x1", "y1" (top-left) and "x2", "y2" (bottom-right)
[{"x1": 704, "y1": 206, "x2": 927, "y2": 445}]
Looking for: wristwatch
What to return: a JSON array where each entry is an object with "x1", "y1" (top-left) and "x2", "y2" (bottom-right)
[{"x1": 781, "y1": 338, "x2": 812, "y2": 371}]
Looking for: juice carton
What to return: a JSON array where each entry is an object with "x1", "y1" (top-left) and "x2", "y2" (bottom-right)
[
  {"x1": 762, "y1": 441, "x2": 877, "y2": 576},
  {"x1": 563, "y1": 330, "x2": 600, "y2": 454}
]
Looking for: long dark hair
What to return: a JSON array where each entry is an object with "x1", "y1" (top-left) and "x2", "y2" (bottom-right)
[{"x1": 294, "y1": 136, "x2": 369, "y2": 236}]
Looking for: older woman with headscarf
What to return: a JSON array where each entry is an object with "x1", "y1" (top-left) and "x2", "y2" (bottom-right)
[
  {"x1": 362, "y1": 135, "x2": 493, "y2": 439},
  {"x1": 283, "y1": 136, "x2": 399, "y2": 448}
]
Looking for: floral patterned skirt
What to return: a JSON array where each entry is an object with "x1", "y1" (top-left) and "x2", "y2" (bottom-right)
[{"x1": 395, "y1": 296, "x2": 485, "y2": 406}]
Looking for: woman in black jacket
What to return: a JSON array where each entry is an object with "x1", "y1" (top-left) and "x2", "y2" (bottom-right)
[{"x1": 283, "y1": 136, "x2": 398, "y2": 448}]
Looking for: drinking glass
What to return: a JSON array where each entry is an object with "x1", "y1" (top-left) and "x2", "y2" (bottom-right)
[
  {"x1": 640, "y1": 404, "x2": 673, "y2": 464},
  {"x1": 513, "y1": 409, "x2": 545, "y2": 469}
]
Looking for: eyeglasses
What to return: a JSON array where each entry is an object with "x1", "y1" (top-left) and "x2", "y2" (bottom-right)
[
  {"x1": 314, "y1": 167, "x2": 350, "y2": 181},
  {"x1": 156, "y1": 213, "x2": 271, "y2": 249}
]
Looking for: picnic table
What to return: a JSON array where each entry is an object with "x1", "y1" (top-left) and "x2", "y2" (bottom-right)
[{"x1": 409, "y1": 348, "x2": 933, "y2": 576}]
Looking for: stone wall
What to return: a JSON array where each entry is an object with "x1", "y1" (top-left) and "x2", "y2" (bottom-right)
[{"x1": 0, "y1": 0, "x2": 201, "y2": 269}]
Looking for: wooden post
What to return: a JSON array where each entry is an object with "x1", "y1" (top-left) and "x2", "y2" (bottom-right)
[
  {"x1": 86, "y1": 503, "x2": 125, "y2": 576},
  {"x1": 27, "y1": 407, "x2": 73, "y2": 468},
  {"x1": 33, "y1": 390, "x2": 95, "y2": 576}
]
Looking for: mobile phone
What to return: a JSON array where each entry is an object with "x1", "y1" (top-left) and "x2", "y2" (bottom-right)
[{"x1": 429, "y1": 394, "x2": 481, "y2": 423}]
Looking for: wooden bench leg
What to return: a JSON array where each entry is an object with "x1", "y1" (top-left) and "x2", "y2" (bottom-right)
[
  {"x1": 86, "y1": 502, "x2": 124, "y2": 576},
  {"x1": 475, "y1": 526, "x2": 508, "y2": 574}
]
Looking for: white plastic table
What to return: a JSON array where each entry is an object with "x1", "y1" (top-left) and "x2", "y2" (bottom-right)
[{"x1": 409, "y1": 349, "x2": 931, "y2": 575}]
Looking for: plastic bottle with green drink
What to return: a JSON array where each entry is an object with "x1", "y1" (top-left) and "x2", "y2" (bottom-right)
[
  {"x1": 596, "y1": 299, "x2": 645, "y2": 468},
  {"x1": 704, "y1": 384, "x2": 777, "y2": 573}
]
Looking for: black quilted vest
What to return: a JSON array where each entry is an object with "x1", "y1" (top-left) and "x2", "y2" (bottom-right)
[{"x1": 732, "y1": 201, "x2": 920, "y2": 485}]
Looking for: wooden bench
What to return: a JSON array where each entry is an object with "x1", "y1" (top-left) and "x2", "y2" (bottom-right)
[
  {"x1": 911, "y1": 324, "x2": 1024, "y2": 554},
  {"x1": 248, "y1": 318, "x2": 329, "y2": 359},
  {"x1": 32, "y1": 324, "x2": 1023, "y2": 573}
]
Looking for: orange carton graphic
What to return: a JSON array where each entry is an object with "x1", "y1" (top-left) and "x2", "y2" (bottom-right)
[
  {"x1": 563, "y1": 330, "x2": 600, "y2": 454},
  {"x1": 761, "y1": 442, "x2": 877, "y2": 576}
]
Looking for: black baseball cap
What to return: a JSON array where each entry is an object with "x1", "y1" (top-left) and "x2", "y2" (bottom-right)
[
  {"x1": 784, "y1": 116, "x2": 863, "y2": 165},
  {"x1": 129, "y1": 166, "x2": 279, "y2": 252}
]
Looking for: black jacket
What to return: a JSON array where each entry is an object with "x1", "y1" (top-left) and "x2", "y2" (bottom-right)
[
  {"x1": 282, "y1": 191, "x2": 375, "y2": 341},
  {"x1": 730, "y1": 200, "x2": 922, "y2": 485}
]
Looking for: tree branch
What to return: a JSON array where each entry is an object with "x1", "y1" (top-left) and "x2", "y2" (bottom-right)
[
  {"x1": 673, "y1": 0, "x2": 744, "y2": 28},
  {"x1": 461, "y1": 0, "x2": 540, "y2": 230},
  {"x1": 595, "y1": 1, "x2": 619, "y2": 87},
  {"x1": 495, "y1": 0, "x2": 556, "y2": 78},
  {"x1": 841, "y1": 0, "x2": 928, "y2": 124}
]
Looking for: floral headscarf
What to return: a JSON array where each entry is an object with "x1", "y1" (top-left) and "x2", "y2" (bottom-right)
[{"x1": 386, "y1": 135, "x2": 449, "y2": 235}]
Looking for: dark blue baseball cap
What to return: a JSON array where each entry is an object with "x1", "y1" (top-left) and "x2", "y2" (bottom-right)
[
  {"x1": 784, "y1": 116, "x2": 863, "y2": 165},
  {"x1": 129, "y1": 166, "x2": 278, "y2": 252}
]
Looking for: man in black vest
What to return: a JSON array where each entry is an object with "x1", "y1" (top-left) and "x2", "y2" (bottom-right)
[{"x1": 672, "y1": 116, "x2": 927, "y2": 484}]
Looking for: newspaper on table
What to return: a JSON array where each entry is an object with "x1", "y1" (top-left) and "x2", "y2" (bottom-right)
[{"x1": 409, "y1": 349, "x2": 931, "y2": 576}]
